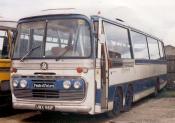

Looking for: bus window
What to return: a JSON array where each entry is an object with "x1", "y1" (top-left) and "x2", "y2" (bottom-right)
[
  {"x1": 130, "y1": 31, "x2": 149, "y2": 59},
  {"x1": 0, "y1": 30, "x2": 9, "y2": 58},
  {"x1": 147, "y1": 37, "x2": 160, "y2": 60},
  {"x1": 93, "y1": 21, "x2": 98, "y2": 58},
  {"x1": 93, "y1": 21, "x2": 98, "y2": 34},
  {"x1": 14, "y1": 21, "x2": 45, "y2": 58},
  {"x1": 45, "y1": 19, "x2": 91, "y2": 57},
  {"x1": 158, "y1": 41, "x2": 165, "y2": 59},
  {"x1": 104, "y1": 22, "x2": 131, "y2": 59}
]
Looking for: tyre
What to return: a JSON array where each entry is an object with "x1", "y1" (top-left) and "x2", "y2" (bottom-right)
[
  {"x1": 152, "y1": 79, "x2": 160, "y2": 97},
  {"x1": 124, "y1": 86, "x2": 133, "y2": 111},
  {"x1": 106, "y1": 88, "x2": 123, "y2": 118},
  {"x1": 152, "y1": 85, "x2": 158, "y2": 97}
]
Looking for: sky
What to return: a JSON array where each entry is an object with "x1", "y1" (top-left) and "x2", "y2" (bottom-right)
[{"x1": 0, "y1": 0, "x2": 175, "y2": 46}]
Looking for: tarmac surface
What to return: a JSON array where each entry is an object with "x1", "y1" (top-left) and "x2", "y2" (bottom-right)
[{"x1": 0, "y1": 90, "x2": 175, "y2": 123}]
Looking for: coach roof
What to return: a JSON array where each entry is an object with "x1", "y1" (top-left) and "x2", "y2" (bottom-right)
[
  {"x1": 19, "y1": 8, "x2": 163, "y2": 42},
  {"x1": 20, "y1": 8, "x2": 96, "y2": 20}
]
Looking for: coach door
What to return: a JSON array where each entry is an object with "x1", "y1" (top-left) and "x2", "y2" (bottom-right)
[{"x1": 99, "y1": 19, "x2": 109, "y2": 109}]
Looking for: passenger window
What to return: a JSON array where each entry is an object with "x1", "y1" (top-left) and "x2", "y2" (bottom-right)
[
  {"x1": 158, "y1": 41, "x2": 165, "y2": 59},
  {"x1": 104, "y1": 22, "x2": 131, "y2": 59},
  {"x1": 130, "y1": 31, "x2": 149, "y2": 59},
  {"x1": 147, "y1": 37, "x2": 160, "y2": 60}
]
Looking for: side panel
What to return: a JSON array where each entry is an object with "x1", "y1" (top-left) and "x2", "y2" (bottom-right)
[
  {"x1": 107, "y1": 62, "x2": 167, "y2": 109},
  {"x1": 96, "y1": 18, "x2": 167, "y2": 113},
  {"x1": 109, "y1": 64, "x2": 166, "y2": 86}
]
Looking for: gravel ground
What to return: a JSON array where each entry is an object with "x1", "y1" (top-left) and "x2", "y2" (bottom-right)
[{"x1": 0, "y1": 90, "x2": 174, "y2": 123}]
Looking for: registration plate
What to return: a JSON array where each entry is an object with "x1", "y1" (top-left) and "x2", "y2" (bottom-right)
[
  {"x1": 35, "y1": 104, "x2": 55, "y2": 111},
  {"x1": 33, "y1": 83, "x2": 55, "y2": 89}
]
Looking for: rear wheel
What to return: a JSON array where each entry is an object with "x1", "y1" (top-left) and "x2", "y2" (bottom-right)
[
  {"x1": 106, "y1": 88, "x2": 123, "y2": 117},
  {"x1": 153, "y1": 85, "x2": 158, "y2": 97},
  {"x1": 152, "y1": 79, "x2": 160, "y2": 97}
]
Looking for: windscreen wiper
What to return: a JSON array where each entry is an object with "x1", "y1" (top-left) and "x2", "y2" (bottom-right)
[
  {"x1": 56, "y1": 45, "x2": 73, "y2": 61},
  {"x1": 20, "y1": 45, "x2": 41, "y2": 62}
]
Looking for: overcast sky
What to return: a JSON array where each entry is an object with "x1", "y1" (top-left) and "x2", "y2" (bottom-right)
[{"x1": 0, "y1": 0, "x2": 175, "y2": 46}]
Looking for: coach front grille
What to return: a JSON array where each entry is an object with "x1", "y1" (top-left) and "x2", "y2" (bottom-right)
[{"x1": 13, "y1": 77, "x2": 85, "y2": 101}]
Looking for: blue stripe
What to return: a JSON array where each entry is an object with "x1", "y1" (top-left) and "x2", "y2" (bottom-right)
[{"x1": 95, "y1": 74, "x2": 167, "y2": 103}]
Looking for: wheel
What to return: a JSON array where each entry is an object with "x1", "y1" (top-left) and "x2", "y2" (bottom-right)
[
  {"x1": 124, "y1": 86, "x2": 133, "y2": 111},
  {"x1": 152, "y1": 80, "x2": 160, "y2": 97},
  {"x1": 152, "y1": 85, "x2": 158, "y2": 97},
  {"x1": 106, "y1": 88, "x2": 123, "y2": 118}
]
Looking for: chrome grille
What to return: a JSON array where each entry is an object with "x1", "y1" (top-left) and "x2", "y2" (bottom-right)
[
  {"x1": 32, "y1": 89, "x2": 59, "y2": 98},
  {"x1": 14, "y1": 89, "x2": 85, "y2": 101}
]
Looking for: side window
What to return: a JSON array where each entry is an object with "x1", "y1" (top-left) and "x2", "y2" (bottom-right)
[
  {"x1": 158, "y1": 41, "x2": 165, "y2": 59},
  {"x1": 0, "y1": 30, "x2": 9, "y2": 58},
  {"x1": 93, "y1": 21, "x2": 99, "y2": 58},
  {"x1": 104, "y1": 22, "x2": 131, "y2": 59},
  {"x1": 130, "y1": 31, "x2": 149, "y2": 59},
  {"x1": 147, "y1": 37, "x2": 160, "y2": 60}
]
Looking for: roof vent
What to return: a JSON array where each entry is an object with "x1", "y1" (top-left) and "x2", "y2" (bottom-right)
[{"x1": 116, "y1": 18, "x2": 124, "y2": 22}]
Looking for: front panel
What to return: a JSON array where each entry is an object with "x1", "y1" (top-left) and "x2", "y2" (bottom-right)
[{"x1": 11, "y1": 59, "x2": 96, "y2": 114}]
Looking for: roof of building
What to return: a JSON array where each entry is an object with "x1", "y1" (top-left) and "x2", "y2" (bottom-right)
[{"x1": 0, "y1": 20, "x2": 17, "y2": 30}]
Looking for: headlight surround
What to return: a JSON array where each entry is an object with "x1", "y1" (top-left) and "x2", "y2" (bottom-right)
[
  {"x1": 74, "y1": 81, "x2": 81, "y2": 89},
  {"x1": 63, "y1": 80, "x2": 71, "y2": 89},
  {"x1": 19, "y1": 79, "x2": 28, "y2": 88},
  {"x1": 12, "y1": 80, "x2": 19, "y2": 88}
]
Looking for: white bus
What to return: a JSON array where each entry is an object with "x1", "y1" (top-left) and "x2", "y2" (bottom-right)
[{"x1": 11, "y1": 9, "x2": 167, "y2": 116}]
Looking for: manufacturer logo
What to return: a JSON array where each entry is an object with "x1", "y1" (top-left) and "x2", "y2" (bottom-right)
[{"x1": 40, "y1": 62, "x2": 48, "y2": 70}]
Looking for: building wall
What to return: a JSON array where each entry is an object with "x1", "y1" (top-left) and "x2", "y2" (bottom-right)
[{"x1": 165, "y1": 45, "x2": 175, "y2": 89}]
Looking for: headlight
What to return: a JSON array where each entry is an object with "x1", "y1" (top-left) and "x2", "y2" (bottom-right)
[
  {"x1": 19, "y1": 80, "x2": 28, "y2": 88},
  {"x1": 12, "y1": 80, "x2": 19, "y2": 88},
  {"x1": 74, "y1": 81, "x2": 81, "y2": 89},
  {"x1": 63, "y1": 80, "x2": 71, "y2": 89}
]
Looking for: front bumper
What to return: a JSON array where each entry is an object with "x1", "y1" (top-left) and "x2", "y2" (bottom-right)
[{"x1": 13, "y1": 100, "x2": 92, "y2": 114}]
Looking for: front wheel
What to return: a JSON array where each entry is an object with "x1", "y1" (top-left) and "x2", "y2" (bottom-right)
[{"x1": 106, "y1": 89, "x2": 123, "y2": 117}]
